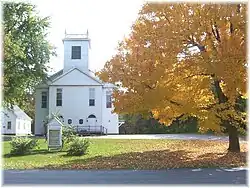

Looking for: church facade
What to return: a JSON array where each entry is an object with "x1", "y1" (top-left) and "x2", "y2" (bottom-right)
[{"x1": 34, "y1": 32, "x2": 119, "y2": 135}]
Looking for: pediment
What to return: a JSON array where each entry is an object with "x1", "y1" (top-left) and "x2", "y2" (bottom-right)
[{"x1": 50, "y1": 68, "x2": 103, "y2": 86}]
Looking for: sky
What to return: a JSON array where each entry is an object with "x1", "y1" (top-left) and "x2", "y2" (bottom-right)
[{"x1": 33, "y1": 0, "x2": 145, "y2": 74}]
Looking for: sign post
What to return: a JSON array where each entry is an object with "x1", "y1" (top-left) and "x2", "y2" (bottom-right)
[{"x1": 47, "y1": 117, "x2": 63, "y2": 151}]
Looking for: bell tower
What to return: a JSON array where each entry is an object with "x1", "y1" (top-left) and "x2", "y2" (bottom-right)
[{"x1": 62, "y1": 30, "x2": 91, "y2": 73}]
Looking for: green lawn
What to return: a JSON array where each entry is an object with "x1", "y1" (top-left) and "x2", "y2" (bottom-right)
[{"x1": 2, "y1": 138, "x2": 247, "y2": 170}]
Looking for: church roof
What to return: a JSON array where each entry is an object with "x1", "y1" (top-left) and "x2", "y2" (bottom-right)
[
  {"x1": 48, "y1": 69, "x2": 64, "y2": 81},
  {"x1": 49, "y1": 67, "x2": 104, "y2": 85},
  {"x1": 36, "y1": 67, "x2": 116, "y2": 88}
]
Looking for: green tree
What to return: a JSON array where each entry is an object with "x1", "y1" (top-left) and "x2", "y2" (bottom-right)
[
  {"x1": 3, "y1": 3, "x2": 55, "y2": 110},
  {"x1": 120, "y1": 113, "x2": 198, "y2": 134}
]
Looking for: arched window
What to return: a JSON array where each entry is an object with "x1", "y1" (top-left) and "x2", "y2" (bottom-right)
[{"x1": 88, "y1": 114, "x2": 96, "y2": 118}]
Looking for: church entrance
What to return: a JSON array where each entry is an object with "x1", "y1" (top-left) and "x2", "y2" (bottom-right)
[{"x1": 87, "y1": 114, "x2": 96, "y2": 127}]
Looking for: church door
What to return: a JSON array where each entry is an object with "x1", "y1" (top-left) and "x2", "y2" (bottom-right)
[{"x1": 87, "y1": 114, "x2": 96, "y2": 128}]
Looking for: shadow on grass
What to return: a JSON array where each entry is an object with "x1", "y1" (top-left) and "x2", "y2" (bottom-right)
[
  {"x1": 3, "y1": 149, "x2": 65, "y2": 158},
  {"x1": 43, "y1": 149, "x2": 247, "y2": 170},
  {"x1": 2, "y1": 135, "x2": 45, "y2": 142}
]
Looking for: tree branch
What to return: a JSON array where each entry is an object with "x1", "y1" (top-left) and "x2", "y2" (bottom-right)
[
  {"x1": 184, "y1": 73, "x2": 212, "y2": 80},
  {"x1": 236, "y1": 4, "x2": 241, "y2": 13},
  {"x1": 168, "y1": 99, "x2": 182, "y2": 106},
  {"x1": 230, "y1": 21, "x2": 234, "y2": 34},
  {"x1": 186, "y1": 38, "x2": 206, "y2": 52},
  {"x1": 212, "y1": 22, "x2": 221, "y2": 42}
]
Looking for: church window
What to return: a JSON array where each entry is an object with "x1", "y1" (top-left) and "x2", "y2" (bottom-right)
[
  {"x1": 106, "y1": 91, "x2": 112, "y2": 108},
  {"x1": 71, "y1": 46, "x2": 81, "y2": 59},
  {"x1": 88, "y1": 114, "x2": 96, "y2": 118},
  {"x1": 89, "y1": 88, "x2": 95, "y2": 106},
  {"x1": 41, "y1": 91, "x2": 48, "y2": 108},
  {"x1": 56, "y1": 88, "x2": 62, "y2": 106},
  {"x1": 7, "y1": 121, "x2": 11, "y2": 129},
  {"x1": 79, "y1": 119, "x2": 83, "y2": 124},
  {"x1": 68, "y1": 119, "x2": 72, "y2": 124}
]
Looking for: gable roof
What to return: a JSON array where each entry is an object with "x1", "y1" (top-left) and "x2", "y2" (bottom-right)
[
  {"x1": 50, "y1": 67, "x2": 103, "y2": 85},
  {"x1": 48, "y1": 69, "x2": 64, "y2": 81},
  {"x1": 47, "y1": 116, "x2": 64, "y2": 127},
  {"x1": 35, "y1": 69, "x2": 63, "y2": 89},
  {"x1": 8, "y1": 105, "x2": 32, "y2": 121},
  {"x1": 36, "y1": 68, "x2": 116, "y2": 88}
]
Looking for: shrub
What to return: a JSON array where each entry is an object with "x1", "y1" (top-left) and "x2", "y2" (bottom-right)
[
  {"x1": 66, "y1": 137, "x2": 89, "y2": 156},
  {"x1": 10, "y1": 137, "x2": 38, "y2": 155},
  {"x1": 62, "y1": 125, "x2": 77, "y2": 147}
]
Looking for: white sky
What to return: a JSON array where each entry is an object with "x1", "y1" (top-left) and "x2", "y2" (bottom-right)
[{"x1": 33, "y1": 0, "x2": 145, "y2": 74}]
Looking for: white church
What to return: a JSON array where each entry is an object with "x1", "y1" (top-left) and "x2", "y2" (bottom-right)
[{"x1": 34, "y1": 31, "x2": 119, "y2": 135}]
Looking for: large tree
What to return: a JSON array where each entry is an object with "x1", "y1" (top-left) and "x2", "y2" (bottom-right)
[
  {"x1": 97, "y1": 3, "x2": 247, "y2": 152},
  {"x1": 3, "y1": 3, "x2": 55, "y2": 113}
]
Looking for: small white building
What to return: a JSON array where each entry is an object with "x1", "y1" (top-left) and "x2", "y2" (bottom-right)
[
  {"x1": 34, "y1": 31, "x2": 119, "y2": 135},
  {"x1": 1, "y1": 105, "x2": 32, "y2": 135}
]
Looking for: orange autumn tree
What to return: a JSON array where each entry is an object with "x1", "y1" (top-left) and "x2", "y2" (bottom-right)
[{"x1": 97, "y1": 3, "x2": 247, "y2": 152}]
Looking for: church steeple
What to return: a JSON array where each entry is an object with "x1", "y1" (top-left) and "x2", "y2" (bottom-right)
[{"x1": 62, "y1": 30, "x2": 91, "y2": 73}]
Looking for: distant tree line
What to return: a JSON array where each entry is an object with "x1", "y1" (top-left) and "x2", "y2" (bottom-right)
[{"x1": 120, "y1": 96, "x2": 246, "y2": 135}]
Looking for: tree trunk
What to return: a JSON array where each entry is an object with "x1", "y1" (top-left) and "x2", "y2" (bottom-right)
[
  {"x1": 227, "y1": 122, "x2": 240, "y2": 152},
  {"x1": 212, "y1": 77, "x2": 240, "y2": 152}
]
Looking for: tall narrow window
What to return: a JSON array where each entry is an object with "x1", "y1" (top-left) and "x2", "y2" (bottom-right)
[
  {"x1": 106, "y1": 91, "x2": 112, "y2": 108},
  {"x1": 41, "y1": 91, "x2": 48, "y2": 108},
  {"x1": 89, "y1": 88, "x2": 95, "y2": 106},
  {"x1": 71, "y1": 46, "x2": 81, "y2": 59},
  {"x1": 56, "y1": 88, "x2": 62, "y2": 106},
  {"x1": 7, "y1": 121, "x2": 11, "y2": 129}
]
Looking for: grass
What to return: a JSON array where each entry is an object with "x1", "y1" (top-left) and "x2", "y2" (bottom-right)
[{"x1": 2, "y1": 138, "x2": 247, "y2": 170}]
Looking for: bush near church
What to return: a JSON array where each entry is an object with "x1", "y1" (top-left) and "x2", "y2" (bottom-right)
[
  {"x1": 66, "y1": 137, "x2": 90, "y2": 156},
  {"x1": 62, "y1": 125, "x2": 78, "y2": 147},
  {"x1": 10, "y1": 137, "x2": 39, "y2": 155}
]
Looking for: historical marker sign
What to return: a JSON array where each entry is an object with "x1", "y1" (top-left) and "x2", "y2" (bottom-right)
[
  {"x1": 47, "y1": 117, "x2": 63, "y2": 150},
  {"x1": 48, "y1": 130, "x2": 61, "y2": 146}
]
